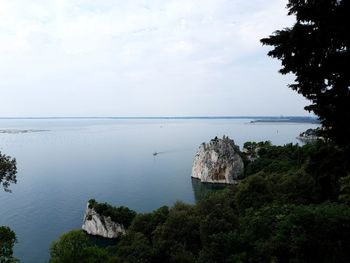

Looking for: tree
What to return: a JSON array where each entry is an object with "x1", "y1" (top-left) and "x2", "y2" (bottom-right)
[
  {"x1": 0, "y1": 153, "x2": 18, "y2": 262},
  {"x1": 49, "y1": 230, "x2": 109, "y2": 263},
  {"x1": 50, "y1": 230, "x2": 91, "y2": 263},
  {"x1": 339, "y1": 175, "x2": 350, "y2": 205},
  {"x1": 233, "y1": 203, "x2": 350, "y2": 262},
  {"x1": 115, "y1": 232, "x2": 153, "y2": 263},
  {"x1": 261, "y1": 0, "x2": 350, "y2": 145},
  {"x1": 0, "y1": 152, "x2": 17, "y2": 192},
  {"x1": 0, "y1": 226, "x2": 17, "y2": 263},
  {"x1": 234, "y1": 174, "x2": 274, "y2": 212}
]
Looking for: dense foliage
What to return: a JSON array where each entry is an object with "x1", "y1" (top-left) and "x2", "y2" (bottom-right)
[
  {"x1": 261, "y1": 0, "x2": 350, "y2": 145},
  {"x1": 0, "y1": 226, "x2": 17, "y2": 263},
  {"x1": 50, "y1": 140, "x2": 350, "y2": 263},
  {"x1": 49, "y1": 230, "x2": 110, "y2": 263},
  {"x1": 0, "y1": 152, "x2": 17, "y2": 262},
  {"x1": 0, "y1": 151, "x2": 17, "y2": 193}
]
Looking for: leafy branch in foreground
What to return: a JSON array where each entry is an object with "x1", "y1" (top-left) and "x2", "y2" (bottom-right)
[
  {"x1": 0, "y1": 152, "x2": 18, "y2": 262},
  {"x1": 261, "y1": 0, "x2": 350, "y2": 145},
  {"x1": 0, "y1": 226, "x2": 17, "y2": 263},
  {"x1": 0, "y1": 152, "x2": 17, "y2": 193}
]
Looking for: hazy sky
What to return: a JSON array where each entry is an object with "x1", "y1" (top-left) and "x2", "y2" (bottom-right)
[{"x1": 0, "y1": 0, "x2": 311, "y2": 117}]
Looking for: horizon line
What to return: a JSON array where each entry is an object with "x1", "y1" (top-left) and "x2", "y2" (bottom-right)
[{"x1": 0, "y1": 115, "x2": 317, "y2": 120}]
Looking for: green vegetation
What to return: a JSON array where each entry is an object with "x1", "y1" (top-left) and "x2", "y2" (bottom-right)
[
  {"x1": 49, "y1": 230, "x2": 110, "y2": 263},
  {"x1": 0, "y1": 152, "x2": 18, "y2": 262},
  {"x1": 50, "y1": 140, "x2": 350, "y2": 262},
  {"x1": 88, "y1": 199, "x2": 136, "y2": 228},
  {"x1": 0, "y1": 151, "x2": 17, "y2": 193},
  {"x1": 0, "y1": 226, "x2": 17, "y2": 263}
]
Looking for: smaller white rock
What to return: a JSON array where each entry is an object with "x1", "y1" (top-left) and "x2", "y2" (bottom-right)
[{"x1": 82, "y1": 202, "x2": 126, "y2": 238}]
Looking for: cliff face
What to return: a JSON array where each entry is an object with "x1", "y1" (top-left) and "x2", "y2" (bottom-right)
[
  {"x1": 191, "y1": 136, "x2": 244, "y2": 184},
  {"x1": 82, "y1": 202, "x2": 126, "y2": 238}
]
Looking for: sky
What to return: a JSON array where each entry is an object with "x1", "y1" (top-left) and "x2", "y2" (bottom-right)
[{"x1": 0, "y1": 0, "x2": 311, "y2": 117}]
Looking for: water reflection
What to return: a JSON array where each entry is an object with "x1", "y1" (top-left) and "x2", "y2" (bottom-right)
[{"x1": 191, "y1": 178, "x2": 227, "y2": 203}]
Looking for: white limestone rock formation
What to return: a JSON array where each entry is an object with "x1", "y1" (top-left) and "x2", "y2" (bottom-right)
[
  {"x1": 82, "y1": 202, "x2": 126, "y2": 238},
  {"x1": 191, "y1": 136, "x2": 244, "y2": 184}
]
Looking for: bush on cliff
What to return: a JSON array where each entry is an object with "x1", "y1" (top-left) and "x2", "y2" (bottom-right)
[{"x1": 88, "y1": 199, "x2": 136, "y2": 228}]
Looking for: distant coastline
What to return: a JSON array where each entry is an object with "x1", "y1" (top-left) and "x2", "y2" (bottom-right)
[
  {"x1": 0, "y1": 129, "x2": 49, "y2": 134},
  {"x1": 0, "y1": 116, "x2": 319, "y2": 124},
  {"x1": 249, "y1": 116, "x2": 319, "y2": 124}
]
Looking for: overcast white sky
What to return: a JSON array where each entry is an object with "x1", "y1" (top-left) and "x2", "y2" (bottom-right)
[{"x1": 0, "y1": 0, "x2": 310, "y2": 117}]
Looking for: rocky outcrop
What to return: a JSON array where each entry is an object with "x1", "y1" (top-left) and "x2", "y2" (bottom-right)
[
  {"x1": 191, "y1": 136, "x2": 244, "y2": 184},
  {"x1": 82, "y1": 201, "x2": 126, "y2": 238}
]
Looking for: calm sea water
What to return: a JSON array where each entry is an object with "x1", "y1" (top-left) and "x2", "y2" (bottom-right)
[{"x1": 0, "y1": 118, "x2": 318, "y2": 262}]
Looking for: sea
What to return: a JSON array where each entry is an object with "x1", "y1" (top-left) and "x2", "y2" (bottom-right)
[{"x1": 0, "y1": 117, "x2": 319, "y2": 263}]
